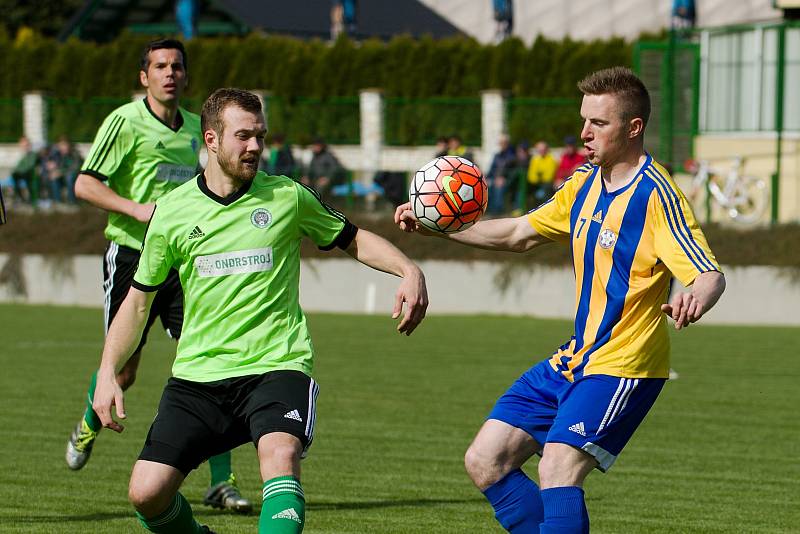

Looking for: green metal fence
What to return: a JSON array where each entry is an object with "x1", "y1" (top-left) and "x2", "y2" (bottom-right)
[
  {"x1": 47, "y1": 97, "x2": 130, "y2": 143},
  {"x1": 265, "y1": 96, "x2": 359, "y2": 146},
  {"x1": 0, "y1": 98, "x2": 23, "y2": 143},
  {"x1": 384, "y1": 97, "x2": 481, "y2": 146},
  {"x1": 507, "y1": 97, "x2": 582, "y2": 147}
]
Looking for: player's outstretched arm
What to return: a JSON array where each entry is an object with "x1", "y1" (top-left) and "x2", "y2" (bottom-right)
[
  {"x1": 344, "y1": 229, "x2": 428, "y2": 335},
  {"x1": 74, "y1": 173, "x2": 155, "y2": 222},
  {"x1": 93, "y1": 288, "x2": 156, "y2": 432},
  {"x1": 394, "y1": 202, "x2": 551, "y2": 253},
  {"x1": 661, "y1": 271, "x2": 726, "y2": 330}
]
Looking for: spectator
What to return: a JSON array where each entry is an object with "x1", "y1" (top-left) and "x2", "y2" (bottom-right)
[
  {"x1": 331, "y1": 0, "x2": 357, "y2": 39},
  {"x1": 493, "y1": 0, "x2": 514, "y2": 43},
  {"x1": 302, "y1": 137, "x2": 345, "y2": 200},
  {"x1": 527, "y1": 140, "x2": 557, "y2": 206},
  {"x1": 11, "y1": 136, "x2": 39, "y2": 206},
  {"x1": 506, "y1": 140, "x2": 530, "y2": 214},
  {"x1": 44, "y1": 135, "x2": 83, "y2": 204},
  {"x1": 261, "y1": 133, "x2": 296, "y2": 177},
  {"x1": 555, "y1": 135, "x2": 586, "y2": 189},
  {"x1": 434, "y1": 136, "x2": 448, "y2": 158},
  {"x1": 447, "y1": 134, "x2": 474, "y2": 162},
  {"x1": 486, "y1": 134, "x2": 516, "y2": 215}
]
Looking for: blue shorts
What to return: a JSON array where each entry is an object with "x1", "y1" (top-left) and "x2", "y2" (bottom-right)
[{"x1": 488, "y1": 359, "x2": 665, "y2": 472}]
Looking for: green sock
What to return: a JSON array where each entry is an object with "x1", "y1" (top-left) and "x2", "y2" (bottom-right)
[
  {"x1": 260, "y1": 476, "x2": 305, "y2": 533},
  {"x1": 136, "y1": 492, "x2": 204, "y2": 533},
  {"x1": 83, "y1": 370, "x2": 102, "y2": 432},
  {"x1": 208, "y1": 451, "x2": 233, "y2": 486}
]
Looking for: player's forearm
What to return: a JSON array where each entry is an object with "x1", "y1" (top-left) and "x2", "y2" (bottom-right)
[
  {"x1": 74, "y1": 173, "x2": 142, "y2": 218},
  {"x1": 441, "y1": 216, "x2": 550, "y2": 253},
  {"x1": 98, "y1": 289, "x2": 153, "y2": 378},
  {"x1": 347, "y1": 229, "x2": 423, "y2": 279},
  {"x1": 691, "y1": 270, "x2": 726, "y2": 315}
]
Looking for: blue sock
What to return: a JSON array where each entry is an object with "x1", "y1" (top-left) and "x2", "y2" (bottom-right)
[
  {"x1": 539, "y1": 486, "x2": 589, "y2": 534},
  {"x1": 482, "y1": 469, "x2": 544, "y2": 533}
]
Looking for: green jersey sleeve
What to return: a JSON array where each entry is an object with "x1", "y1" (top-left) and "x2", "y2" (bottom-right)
[
  {"x1": 81, "y1": 111, "x2": 134, "y2": 180},
  {"x1": 295, "y1": 182, "x2": 357, "y2": 250},
  {"x1": 132, "y1": 206, "x2": 175, "y2": 291}
]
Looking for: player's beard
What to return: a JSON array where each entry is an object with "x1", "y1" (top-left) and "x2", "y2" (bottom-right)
[{"x1": 217, "y1": 143, "x2": 259, "y2": 182}]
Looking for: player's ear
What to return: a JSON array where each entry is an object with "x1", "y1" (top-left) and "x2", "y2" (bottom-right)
[
  {"x1": 204, "y1": 129, "x2": 218, "y2": 153},
  {"x1": 629, "y1": 117, "x2": 644, "y2": 139},
  {"x1": 139, "y1": 70, "x2": 149, "y2": 89}
]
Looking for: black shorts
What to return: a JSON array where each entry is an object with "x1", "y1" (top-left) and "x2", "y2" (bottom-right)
[
  {"x1": 103, "y1": 242, "x2": 182, "y2": 351},
  {"x1": 138, "y1": 370, "x2": 320, "y2": 475}
]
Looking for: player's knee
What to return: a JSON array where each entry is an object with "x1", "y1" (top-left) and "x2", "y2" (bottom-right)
[
  {"x1": 128, "y1": 479, "x2": 169, "y2": 517},
  {"x1": 464, "y1": 444, "x2": 500, "y2": 489}
]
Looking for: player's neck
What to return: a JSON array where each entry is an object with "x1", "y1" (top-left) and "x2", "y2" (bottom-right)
[
  {"x1": 601, "y1": 151, "x2": 647, "y2": 193},
  {"x1": 146, "y1": 94, "x2": 181, "y2": 128},
  {"x1": 204, "y1": 165, "x2": 249, "y2": 198}
]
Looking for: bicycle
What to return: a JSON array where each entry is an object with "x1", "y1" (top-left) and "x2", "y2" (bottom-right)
[{"x1": 686, "y1": 156, "x2": 768, "y2": 225}]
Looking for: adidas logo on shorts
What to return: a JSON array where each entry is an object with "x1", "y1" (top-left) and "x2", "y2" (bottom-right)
[
  {"x1": 568, "y1": 421, "x2": 586, "y2": 437},
  {"x1": 284, "y1": 409, "x2": 303, "y2": 422},
  {"x1": 272, "y1": 507, "x2": 302, "y2": 523}
]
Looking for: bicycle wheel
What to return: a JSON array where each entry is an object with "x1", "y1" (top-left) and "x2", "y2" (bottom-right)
[{"x1": 727, "y1": 175, "x2": 767, "y2": 225}]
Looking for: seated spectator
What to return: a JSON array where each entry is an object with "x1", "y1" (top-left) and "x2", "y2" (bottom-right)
[
  {"x1": 44, "y1": 135, "x2": 83, "y2": 204},
  {"x1": 434, "y1": 136, "x2": 448, "y2": 158},
  {"x1": 555, "y1": 135, "x2": 586, "y2": 188},
  {"x1": 446, "y1": 134, "x2": 474, "y2": 162},
  {"x1": 261, "y1": 133, "x2": 296, "y2": 177},
  {"x1": 506, "y1": 140, "x2": 530, "y2": 214},
  {"x1": 11, "y1": 136, "x2": 40, "y2": 206},
  {"x1": 527, "y1": 140, "x2": 557, "y2": 206},
  {"x1": 486, "y1": 134, "x2": 516, "y2": 215},
  {"x1": 301, "y1": 137, "x2": 345, "y2": 200}
]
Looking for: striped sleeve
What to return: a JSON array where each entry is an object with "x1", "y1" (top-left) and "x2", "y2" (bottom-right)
[
  {"x1": 647, "y1": 165, "x2": 721, "y2": 286},
  {"x1": 295, "y1": 181, "x2": 357, "y2": 250},
  {"x1": 80, "y1": 112, "x2": 133, "y2": 181},
  {"x1": 132, "y1": 206, "x2": 174, "y2": 291}
]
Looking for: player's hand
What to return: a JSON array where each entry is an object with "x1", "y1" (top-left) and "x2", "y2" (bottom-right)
[
  {"x1": 393, "y1": 265, "x2": 428, "y2": 335},
  {"x1": 661, "y1": 292, "x2": 705, "y2": 330},
  {"x1": 132, "y1": 202, "x2": 156, "y2": 223},
  {"x1": 394, "y1": 202, "x2": 432, "y2": 235},
  {"x1": 92, "y1": 370, "x2": 127, "y2": 433}
]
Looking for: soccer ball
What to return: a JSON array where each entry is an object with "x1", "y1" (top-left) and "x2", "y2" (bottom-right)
[{"x1": 409, "y1": 156, "x2": 488, "y2": 233}]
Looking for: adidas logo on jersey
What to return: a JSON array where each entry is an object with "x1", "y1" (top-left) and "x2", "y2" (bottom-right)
[
  {"x1": 188, "y1": 226, "x2": 205, "y2": 239},
  {"x1": 283, "y1": 409, "x2": 303, "y2": 422},
  {"x1": 592, "y1": 211, "x2": 603, "y2": 224},
  {"x1": 272, "y1": 507, "x2": 302, "y2": 523},
  {"x1": 155, "y1": 140, "x2": 166, "y2": 150},
  {"x1": 568, "y1": 422, "x2": 586, "y2": 437}
]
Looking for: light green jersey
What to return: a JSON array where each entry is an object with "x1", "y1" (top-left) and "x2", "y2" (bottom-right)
[
  {"x1": 81, "y1": 99, "x2": 201, "y2": 250},
  {"x1": 132, "y1": 172, "x2": 355, "y2": 382}
]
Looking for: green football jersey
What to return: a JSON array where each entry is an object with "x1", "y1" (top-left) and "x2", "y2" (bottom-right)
[
  {"x1": 132, "y1": 172, "x2": 356, "y2": 382},
  {"x1": 81, "y1": 99, "x2": 202, "y2": 250}
]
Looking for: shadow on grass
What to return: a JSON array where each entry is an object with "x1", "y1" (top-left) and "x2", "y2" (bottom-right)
[{"x1": 1, "y1": 511, "x2": 132, "y2": 523}]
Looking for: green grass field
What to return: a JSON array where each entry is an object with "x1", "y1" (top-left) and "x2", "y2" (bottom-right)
[{"x1": 0, "y1": 304, "x2": 797, "y2": 533}]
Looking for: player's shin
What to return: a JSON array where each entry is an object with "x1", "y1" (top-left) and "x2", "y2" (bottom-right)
[
  {"x1": 260, "y1": 476, "x2": 305, "y2": 533},
  {"x1": 83, "y1": 370, "x2": 103, "y2": 432},
  {"x1": 539, "y1": 486, "x2": 589, "y2": 534},
  {"x1": 482, "y1": 468, "x2": 544, "y2": 533},
  {"x1": 136, "y1": 492, "x2": 205, "y2": 533}
]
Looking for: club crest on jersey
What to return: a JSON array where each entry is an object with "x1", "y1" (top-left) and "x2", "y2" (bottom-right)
[
  {"x1": 250, "y1": 208, "x2": 272, "y2": 229},
  {"x1": 598, "y1": 228, "x2": 617, "y2": 249}
]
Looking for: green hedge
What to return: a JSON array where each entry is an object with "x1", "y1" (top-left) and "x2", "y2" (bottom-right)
[{"x1": 0, "y1": 31, "x2": 633, "y2": 145}]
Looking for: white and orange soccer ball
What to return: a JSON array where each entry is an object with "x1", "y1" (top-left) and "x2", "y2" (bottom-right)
[{"x1": 409, "y1": 156, "x2": 488, "y2": 233}]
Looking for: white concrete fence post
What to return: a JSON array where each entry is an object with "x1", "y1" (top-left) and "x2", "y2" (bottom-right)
[
  {"x1": 22, "y1": 92, "x2": 47, "y2": 149},
  {"x1": 359, "y1": 89, "x2": 384, "y2": 184},
  {"x1": 481, "y1": 89, "x2": 507, "y2": 170}
]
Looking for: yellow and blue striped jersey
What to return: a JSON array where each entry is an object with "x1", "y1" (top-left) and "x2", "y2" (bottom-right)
[{"x1": 527, "y1": 154, "x2": 720, "y2": 380}]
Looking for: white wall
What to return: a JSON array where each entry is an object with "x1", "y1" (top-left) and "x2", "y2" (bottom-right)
[{"x1": 1, "y1": 254, "x2": 797, "y2": 327}]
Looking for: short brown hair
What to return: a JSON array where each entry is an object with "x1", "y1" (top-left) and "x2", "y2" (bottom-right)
[
  {"x1": 577, "y1": 67, "x2": 650, "y2": 127},
  {"x1": 201, "y1": 88, "x2": 263, "y2": 135}
]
